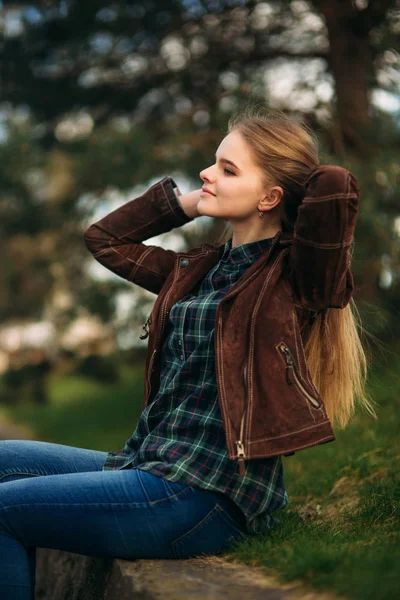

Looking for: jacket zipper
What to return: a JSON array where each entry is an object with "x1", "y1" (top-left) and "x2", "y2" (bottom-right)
[
  {"x1": 236, "y1": 362, "x2": 248, "y2": 477},
  {"x1": 277, "y1": 342, "x2": 321, "y2": 408},
  {"x1": 146, "y1": 348, "x2": 156, "y2": 403},
  {"x1": 139, "y1": 315, "x2": 152, "y2": 340},
  {"x1": 143, "y1": 261, "x2": 179, "y2": 407},
  {"x1": 216, "y1": 246, "x2": 289, "y2": 476}
]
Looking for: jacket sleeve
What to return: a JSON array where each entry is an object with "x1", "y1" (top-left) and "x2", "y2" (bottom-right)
[
  {"x1": 287, "y1": 165, "x2": 359, "y2": 312},
  {"x1": 83, "y1": 176, "x2": 194, "y2": 295}
]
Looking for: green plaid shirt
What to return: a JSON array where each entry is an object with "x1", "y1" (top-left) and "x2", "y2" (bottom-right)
[{"x1": 103, "y1": 236, "x2": 288, "y2": 534}]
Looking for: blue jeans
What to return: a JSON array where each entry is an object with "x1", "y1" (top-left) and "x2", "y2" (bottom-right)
[{"x1": 0, "y1": 439, "x2": 248, "y2": 599}]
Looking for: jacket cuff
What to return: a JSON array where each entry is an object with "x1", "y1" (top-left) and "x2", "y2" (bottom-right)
[
  {"x1": 304, "y1": 165, "x2": 359, "y2": 198},
  {"x1": 159, "y1": 176, "x2": 195, "y2": 225}
]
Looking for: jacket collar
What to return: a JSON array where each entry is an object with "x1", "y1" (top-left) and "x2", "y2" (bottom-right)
[
  {"x1": 210, "y1": 228, "x2": 293, "y2": 261},
  {"x1": 220, "y1": 236, "x2": 275, "y2": 265}
]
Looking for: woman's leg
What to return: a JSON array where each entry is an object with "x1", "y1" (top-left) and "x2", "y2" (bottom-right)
[
  {"x1": 0, "y1": 448, "x2": 247, "y2": 600},
  {"x1": 0, "y1": 439, "x2": 108, "y2": 599},
  {"x1": 0, "y1": 439, "x2": 108, "y2": 484}
]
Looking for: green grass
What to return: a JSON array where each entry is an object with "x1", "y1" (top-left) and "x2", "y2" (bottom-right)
[
  {"x1": 224, "y1": 351, "x2": 400, "y2": 600},
  {"x1": 0, "y1": 364, "x2": 146, "y2": 451},
  {"x1": 1, "y1": 351, "x2": 399, "y2": 599}
]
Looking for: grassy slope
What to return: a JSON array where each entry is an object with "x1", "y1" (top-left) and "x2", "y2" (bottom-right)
[
  {"x1": 0, "y1": 364, "x2": 145, "y2": 451},
  {"x1": 226, "y1": 351, "x2": 400, "y2": 600},
  {"x1": 1, "y1": 354, "x2": 399, "y2": 600}
]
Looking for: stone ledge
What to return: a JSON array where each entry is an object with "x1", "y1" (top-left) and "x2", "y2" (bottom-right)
[{"x1": 35, "y1": 549, "x2": 342, "y2": 600}]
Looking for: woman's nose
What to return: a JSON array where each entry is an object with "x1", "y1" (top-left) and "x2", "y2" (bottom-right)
[{"x1": 200, "y1": 166, "x2": 213, "y2": 182}]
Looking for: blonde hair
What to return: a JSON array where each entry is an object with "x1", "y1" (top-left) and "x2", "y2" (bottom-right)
[{"x1": 215, "y1": 106, "x2": 377, "y2": 429}]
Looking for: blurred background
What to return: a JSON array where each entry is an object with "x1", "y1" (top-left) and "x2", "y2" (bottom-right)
[
  {"x1": 0, "y1": 2, "x2": 399, "y2": 596},
  {"x1": 0, "y1": 0, "x2": 399, "y2": 433}
]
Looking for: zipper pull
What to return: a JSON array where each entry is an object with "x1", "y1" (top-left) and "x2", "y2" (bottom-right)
[
  {"x1": 286, "y1": 365, "x2": 295, "y2": 385},
  {"x1": 236, "y1": 440, "x2": 246, "y2": 477},
  {"x1": 279, "y1": 343, "x2": 295, "y2": 385},
  {"x1": 139, "y1": 315, "x2": 152, "y2": 340}
]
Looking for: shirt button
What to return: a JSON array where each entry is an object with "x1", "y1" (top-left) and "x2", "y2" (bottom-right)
[
  {"x1": 180, "y1": 258, "x2": 189, "y2": 267},
  {"x1": 178, "y1": 340, "x2": 182, "y2": 345},
  {"x1": 180, "y1": 354, "x2": 184, "y2": 360}
]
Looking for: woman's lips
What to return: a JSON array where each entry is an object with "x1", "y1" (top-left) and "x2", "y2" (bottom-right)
[{"x1": 201, "y1": 188, "x2": 215, "y2": 195}]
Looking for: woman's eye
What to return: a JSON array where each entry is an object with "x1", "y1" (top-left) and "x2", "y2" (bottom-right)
[{"x1": 224, "y1": 168, "x2": 235, "y2": 176}]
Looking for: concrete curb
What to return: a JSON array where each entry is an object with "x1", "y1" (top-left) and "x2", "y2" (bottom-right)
[{"x1": 35, "y1": 549, "x2": 343, "y2": 600}]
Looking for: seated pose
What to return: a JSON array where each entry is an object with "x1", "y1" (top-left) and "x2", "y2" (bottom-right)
[{"x1": 0, "y1": 108, "x2": 374, "y2": 599}]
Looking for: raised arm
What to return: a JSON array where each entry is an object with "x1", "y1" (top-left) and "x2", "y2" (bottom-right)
[
  {"x1": 83, "y1": 176, "x2": 195, "y2": 295},
  {"x1": 287, "y1": 165, "x2": 360, "y2": 312}
]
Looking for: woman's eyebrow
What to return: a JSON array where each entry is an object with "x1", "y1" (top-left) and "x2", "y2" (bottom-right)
[{"x1": 215, "y1": 154, "x2": 240, "y2": 171}]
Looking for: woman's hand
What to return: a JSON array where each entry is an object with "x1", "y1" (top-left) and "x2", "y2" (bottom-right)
[{"x1": 175, "y1": 189, "x2": 203, "y2": 219}]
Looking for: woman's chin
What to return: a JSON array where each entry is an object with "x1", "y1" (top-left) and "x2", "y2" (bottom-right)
[
  {"x1": 197, "y1": 203, "x2": 212, "y2": 217},
  {"x1": 198, "y1": 201, "x2": 227, "y2": 221},
  {"x1": 198, "y1": 209, "x2": 219, "y2": 219}
]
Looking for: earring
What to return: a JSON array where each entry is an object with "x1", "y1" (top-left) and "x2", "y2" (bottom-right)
[{"x1": 258, "y1": 210, "x2": 264, "y2": 218}]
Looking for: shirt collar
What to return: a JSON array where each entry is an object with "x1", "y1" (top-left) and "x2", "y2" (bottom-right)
[{"x1": 220, "y1": 236, "x2": 274, "y2": 266}]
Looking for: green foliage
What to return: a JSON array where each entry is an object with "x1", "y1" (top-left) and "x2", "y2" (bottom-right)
[
  {"x1": 0, "y1": 125, "x2": 46, "y2": 237},
  {"x1": 1, "y1": 364, "x2": 145, "y2": 450},
  {"x1": 72, "y1": 123, "x2": 158, "y2": 195},
  {"x1": 1, "y1": 0, "x2": 397, "y2": 151},
  {"x1": 1, "y1": 0, "x2": 398, "y2": 336},
  {"x1": 73, "y1": 353, "x2": 120, "y2": 383}
]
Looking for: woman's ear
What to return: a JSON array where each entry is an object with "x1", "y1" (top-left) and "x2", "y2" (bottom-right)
[
  {"x1": 261, "y1": 186, "x2": 283, "y2": 211},
  {"x1": 270, "y1": 186, "x2": 284, "y2": 205}
]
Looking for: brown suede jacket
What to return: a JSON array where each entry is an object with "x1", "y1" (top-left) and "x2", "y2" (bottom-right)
[{"x1": 83, "y1": 165, "x2": 359, "y2": 476}]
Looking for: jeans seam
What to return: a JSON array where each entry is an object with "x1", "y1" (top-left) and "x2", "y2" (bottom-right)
[
  {"x1": 112, "y1": 513, "x2": 131, "y2": 556},
  {"x1": 160, "y1": 477, "x2": 176, "y2": 497},
  {"x1": 1, "y1": 485, "x2": 194, "y2": 511},
  {"x1": 215, "y1": 504, "x2": 246, "y2": 538},
  {"x1": 150, "y1": 485, "x2": 193, "y2": 505},
  {"x1": 0, "y1": 472, "x2": 41, "y2": 482},
  {"x1": 136, "y1": 469, "x2": 194, "y2": 504},
  {"x1": 173, "y1": 504, "x2": 220, "y2": 549},
  {"x1": 136, "y1": 468, "x2": 152, "y2": 502}
]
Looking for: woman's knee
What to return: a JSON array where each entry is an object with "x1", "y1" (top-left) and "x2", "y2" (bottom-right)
[
  {"x1": 0, "y1": 439, "x2": 34, "y2": 452},
  {"x1": 0, "y1": 440, "x2": 42, "y2": 483},
  {"x1": 0, "y1": 439, "x2": 36, "y2": 461}
]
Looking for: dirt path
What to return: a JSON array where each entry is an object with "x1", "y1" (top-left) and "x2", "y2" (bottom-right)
[{"x1": 0, "y1": 410, "x2": 35, "y2": 440}]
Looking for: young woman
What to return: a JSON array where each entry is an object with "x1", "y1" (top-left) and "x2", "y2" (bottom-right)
[{"x1": 0, "y1": 109, "x2": 374, "y2": 598}]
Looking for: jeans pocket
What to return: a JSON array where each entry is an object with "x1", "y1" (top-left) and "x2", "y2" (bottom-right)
[{"x1": 172, "y1": 502, "x2": 247, "y2": 559}]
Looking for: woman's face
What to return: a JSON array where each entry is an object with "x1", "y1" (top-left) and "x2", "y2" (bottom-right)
[{"x1": 198, "y1": 129, "x2": 269, "y2": 221}]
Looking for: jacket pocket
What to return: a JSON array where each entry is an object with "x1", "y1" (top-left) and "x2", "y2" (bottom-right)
[{"x1": 276, "y1": 341, "x2": 322, "y2": 409}]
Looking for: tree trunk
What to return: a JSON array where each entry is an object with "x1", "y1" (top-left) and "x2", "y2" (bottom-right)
[
  {"x1": 313, "y1": 0, "x2": 371, "y2": 153},
  {"x1": 327, "y1": 23, "x2": 370, "y2": 153}
]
